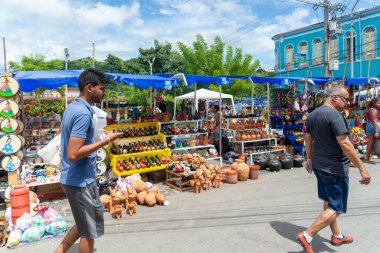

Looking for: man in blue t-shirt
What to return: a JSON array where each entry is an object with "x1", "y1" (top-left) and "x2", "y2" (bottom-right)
[
  {"x1": 296, "y1": 85, "x2": 371, "y2": 253},
  {"x1": 55, "y1": 69, "x2": 122, "y2": 253}
]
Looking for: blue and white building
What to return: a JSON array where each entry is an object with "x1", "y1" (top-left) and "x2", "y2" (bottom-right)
[{"x1": 272, "y1": 6, "x2": 380, "y2": 78}]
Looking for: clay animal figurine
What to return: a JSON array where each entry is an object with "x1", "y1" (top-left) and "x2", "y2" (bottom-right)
[
  {"x1": 127, "y1": 195, "x2": 137, "y2": 216},
  {"x1": 204, "y1": 169, "x2": 212, "y2": 190},
  {"x1": 112, "y1": 205, "x2": 123, "y2": 220},
  {"x1": 193, "y1": 168, "x2": 204, "y2": 194},
  {"x1": 100, "y1": 194, "x2": 112, "y2": 213},
  {"x1": 213, "y1": 165, "x2": 221, "y2": 189},
  {"x1": 0, "y1": 226, "x2": 7, "y2": 247}
]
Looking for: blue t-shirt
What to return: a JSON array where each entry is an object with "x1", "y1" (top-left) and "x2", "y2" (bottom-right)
[{"x1": 60, "y1": 98, "x2": 96, "y2": 187}]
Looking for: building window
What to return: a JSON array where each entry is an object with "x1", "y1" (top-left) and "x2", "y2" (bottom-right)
[
  {"x1": 298, "y1": 42, "x2": 308, "y2": 68},
  {"x1": 363, "y1": 27, "x2": 375, "y2": 60},
  {"x1": 285, "y1": 45, "x2": 294, "y2": 71},
  {"x1": 329, "y1": 35, "x2": 338, "y2": 60},
  {"x1": 313, "y1": 39, "x2": 322, "y2": 66},
  {"x1": 274, "y1": 48, "x2": 278, "y2": 71},
  {"x1": 345, "y1": 32, "x2": 356, "y2": 62}
]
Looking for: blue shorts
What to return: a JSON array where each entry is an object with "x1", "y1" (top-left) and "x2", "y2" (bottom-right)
[
  {"x1": 314, "y1": 169, "x2": 349, "y2": 214},
  {"x1": 366, "y1": 122, "x2": 380, "y2": 134}
]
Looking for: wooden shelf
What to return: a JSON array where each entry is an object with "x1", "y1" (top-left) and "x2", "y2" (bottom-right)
[
  {"x1": 160, "y1": 120, "x2": 204, "y2": 124},
  {"x1": 166, "y1": 169, "x2": 194, "y2": 192}
]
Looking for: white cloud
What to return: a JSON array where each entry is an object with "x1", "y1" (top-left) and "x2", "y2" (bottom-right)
[{"x1": 0, "y1": 0, "x2": 331, "y2": 72}]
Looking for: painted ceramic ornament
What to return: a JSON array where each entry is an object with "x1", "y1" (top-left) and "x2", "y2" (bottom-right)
[
  {"x1": 1, "y1": 155, "x2": 21, "y2": 172},
  {"x1": 0, "y1": 100, "x2": 19, "y2": 118},
  {"x1": 0, "y1": 76, "x2": 19, "y2": 97},
  {"x1": 0, "y1": 118, "x2": 18, "y2": 133},
  {"x1": 96, "y1": 161, "x2": 107, "y2": 176},
  {"x1": 0, "y1": 134, "x2": 22, "y2": 155},
  {"x1": 96, "y1": 148, "x2": 108, "y2": 162}
]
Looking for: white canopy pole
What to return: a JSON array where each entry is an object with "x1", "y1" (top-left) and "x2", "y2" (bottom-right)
[
  {"x1": 219, "y1": 84, "x2": 222, "y2": 168},
  {"x1": 193, "y1": 82, "x2": 197, "y2": 114},
  {"x1": 267, "y1": 82, "x2": 271, "y2": 131},
  {"x1": 173, "y1": 98, "x2": 177, "y2": 122}
]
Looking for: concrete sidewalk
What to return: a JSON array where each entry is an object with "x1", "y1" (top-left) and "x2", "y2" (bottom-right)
[{"x1": 6, "y1": 160, "x2": 380, "y2": 253}]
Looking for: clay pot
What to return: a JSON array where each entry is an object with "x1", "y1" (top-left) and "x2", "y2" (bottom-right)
[
  {"x1": 226, "y1": 170, "x2": 238, "y2": 184},
  {"x1": 268, "y1": 159, "x2": 282, "y2": 172},
  {"x1": 145, "y1": 192, "x2": 156, "y2": 207},
  {"x1": 293, "y1": 155, "x2": 304, "y2": 167},
  {"x1": 280, "y1": 157, "x2": 293, "y2": 170},
  {"x1": 155, "y1": 192, "x2": 165, "y2": 205},
  {"x1": 236, "y1": 159, "x2": 249, "y2": 181},
  {"x1": 249, "y1": 165, "x2": 260, "y2": 180},
  {"x1": 137, "y1": 191, "x2": 147, "y2": 205},
  {"x1": 134, "y1": 180, "x2": 146, "y2": 193},
  {"x1": 190, "y1": 139, "x2": 197, "y2": 147},
  {"x1": 236, "y1": 132, "x2": 242, "y2": 141},
  {"x1": 254, "y1": 157, "x2": 268, "y2": 170},
  {"x1": 203, "y1": 135, "x2": 209, "y2": 145},
  {"x1": 221, "y1": 166, "x2": 231, "y2": 182}
]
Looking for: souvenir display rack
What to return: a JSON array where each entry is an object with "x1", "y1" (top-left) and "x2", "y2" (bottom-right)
[
  {"x1": 104, "y1": 122, "x2": 171, "y2": 176},
  {"x1": 160, "y1": 120, "x2": 221, "y2": 163}
]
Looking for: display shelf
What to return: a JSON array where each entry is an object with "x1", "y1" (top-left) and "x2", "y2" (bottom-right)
[
  {"x1": 246, "y1": 149, "x2": 286, "y2": 156},
  {"x1": 112, "y1": 163, "x2": 169, "y2": 177},
  {"x1": 221, "y1": 128, "x2": 266, "y2": 131},
  {"x1": 234, "y1": 138, "x2": 278, "y2": 154},
  {"x1": 205, "y1": 156, "x2": 221, "y2": 161},
  {"x1": 171, "y1": 144, "x2": 214, "y2": 151},
  {"x1": 223, "y1": 116, "x2": 261, "y2": 120},
  {"x1": 165, "y1": 132, "x2": 207, "y2": 137},
  {"x1": 234, "y1": 138, "x2": 277, "y2": 144},
  {"x1": 24, "y1": 180, "x2": 61, "y2": 188},
  {"x1": 160, "y1": 120, "x2": 204, "y2": 125}
]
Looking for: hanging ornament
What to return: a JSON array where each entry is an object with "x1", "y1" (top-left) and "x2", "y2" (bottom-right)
[
  {"x1": 0, "y1": 76, "x2": 20, "y2": 97},
  {"x1": 0, "y1": 118, "x2": 18, "y2": 133},
  {"x1": 0, "y1": 100, "x2": 19, "y2": 118},
  {"x1": 0, "y1": 134, "x2": 22, "y2": 155},
  {"x1": 1, "y1": 155, "x2": 21, "y2": 172}
]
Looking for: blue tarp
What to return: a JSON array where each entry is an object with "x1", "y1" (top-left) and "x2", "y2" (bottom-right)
[
  {"x1": 13, "y1": 70, "x2": 177, "y2": 92},
  {"x1": 156, "y1": 73, "x2": 231, "y2": 86},
  {"x1": 344, "y1": 77, "x2": 379, "y2": 86},
  {"x1": 15, "y1": 70, "x2": 82, "y2": 92},
  {"x1": 116, "y1": 74, "x2": 178, "y2": 90}
]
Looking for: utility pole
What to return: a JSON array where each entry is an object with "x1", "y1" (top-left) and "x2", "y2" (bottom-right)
[
  {"x1": 64, "y1": 48, "x2": 69, "y2": 107},
  {"x1": 92, "y1": 42, "x2": 95, "y2": 68},
  {"x1": 323, "y1": 0, "x2": 330, "y2": 77},
  {"x1": 350, "y1": 0, "x2": 359, "y2": 78},
  {"x1": 295, "y1": 0, "x2": 347, "y2": 77}
]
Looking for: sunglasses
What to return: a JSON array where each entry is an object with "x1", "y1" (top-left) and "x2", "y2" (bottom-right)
[{"x1": 335, "y1": 95, "x2": 350, "y2": 103}]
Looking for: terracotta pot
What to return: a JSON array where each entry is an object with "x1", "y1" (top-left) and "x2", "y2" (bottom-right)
[
  {"x1": 236, "y1": 160, "x2": 249, "y2": 181},
  {"x1": 249, "y1": 165, "x2": 260, "y2": 180},
  {"x1": 236, "y1": 132, "x2": 242, "y2": 141},
  {"x1": 226, "y1": 170, "x2": 238, "y2": 184},
  {"x1": 221, "y1": 166, "x2": 231, "y2": 182}
]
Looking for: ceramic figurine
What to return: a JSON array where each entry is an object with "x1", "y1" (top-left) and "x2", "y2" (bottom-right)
[
  {"x1": 112, "y1": 205, "x2": 123, "y2": 220},
  {"x1": 127, "y1": 195, "x2": 137, "y2": 216},
  {"x1": 213, "y1": 165, "x2": 222, "y2": 188},
  {"x1": 204, "y1": 169, "x2": 212, "y2": 190},
  {"x1": 100, "y1": 194, "x2": 112, "y2": 213}
]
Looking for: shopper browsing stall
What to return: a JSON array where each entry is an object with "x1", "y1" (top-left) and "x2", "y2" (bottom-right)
[
  {"x1": 55, "y1": 69, "x2": 122, "y2": 253},
  {"x1": 364, "y1": 97, "x2": 380, "y2": 161}
]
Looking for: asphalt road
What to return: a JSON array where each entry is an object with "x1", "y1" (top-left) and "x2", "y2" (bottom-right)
[{"x1": 6, "y1": 160, "x2": 380, "y2": 253}]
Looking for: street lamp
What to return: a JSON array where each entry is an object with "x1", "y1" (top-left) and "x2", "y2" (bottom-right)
[{"x1": 64, "y1": 48, "x2": 69, "y2": 107}]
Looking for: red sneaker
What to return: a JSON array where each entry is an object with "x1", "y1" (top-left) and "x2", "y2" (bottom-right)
[
  {"x1": 331, "y1": 234, "x2": 353, "y2": 246},
  {"x1": 296, "y1": 232, "x2": 314, "y2": 253}
]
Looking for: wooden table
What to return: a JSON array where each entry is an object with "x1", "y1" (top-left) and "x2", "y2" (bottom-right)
[{"x1": 165, "y1": 169, "x2": 194, "y2": 192}]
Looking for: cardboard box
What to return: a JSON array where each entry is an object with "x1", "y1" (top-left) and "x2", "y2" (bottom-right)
[{"x1": 36, "y1": 183, "x2": 65, "y2": 200}]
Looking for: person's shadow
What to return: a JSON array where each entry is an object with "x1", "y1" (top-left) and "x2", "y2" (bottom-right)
[{"x1": 270, "y1": 221, "x2": 338, "y2": 253}]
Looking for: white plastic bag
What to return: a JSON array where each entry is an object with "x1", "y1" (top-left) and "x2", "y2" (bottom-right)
[
  {"x1": 37, "y1": 134, "x2": 61, "y2": 169},
  {"x1": 92, "y1": 106, "x2": 107, "y2": 142}
]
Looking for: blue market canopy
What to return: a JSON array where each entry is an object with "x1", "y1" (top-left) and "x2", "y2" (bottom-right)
[
  {"x1": 344, "y1": 77, "x2": 379, "y2": 86},
  {"x1": 15, "y1": 70, "x2": 82, "y2": 92},
  {"x1": 156, "y1": 73, "x2": 231, "y2": 86},
  {"x1": 115, "y1": 73, "x2": 178, "y2": 90}
]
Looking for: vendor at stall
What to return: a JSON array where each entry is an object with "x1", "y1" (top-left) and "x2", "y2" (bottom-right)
[{"x1": 156, "y1": 100, "x2": 171, "y2": 122}]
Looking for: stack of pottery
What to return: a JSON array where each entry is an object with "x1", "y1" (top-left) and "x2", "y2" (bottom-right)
[
  {"x1": 221, "y1": 166, "x2": 231, "y2": 182},
  {"x1": 253, "y1": 156, "x2": 268, "y2": 170},
  {"x1": 268, "y1": 159, "x2": 281, "y2": 172}
]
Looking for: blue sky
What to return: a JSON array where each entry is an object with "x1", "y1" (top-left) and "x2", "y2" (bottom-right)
[{"x1": 0, "y1": 0, "x2": 378, "y2": 72}]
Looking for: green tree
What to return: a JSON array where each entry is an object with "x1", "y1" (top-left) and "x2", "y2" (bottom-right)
[{"x1": 9, "y1": 53, "x2": 64, "y2": 71}]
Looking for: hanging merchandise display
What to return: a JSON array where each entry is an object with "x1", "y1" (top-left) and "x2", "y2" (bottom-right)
[
  {"x1": 0, "y1": 118, "x2": 18, "y2": 133},
  {"x1": 0, "y1": 76, "x2": 19, "y2": 97},
  {"x1": 1, "y1": 155, "x2": 21, "y2": 172}
]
